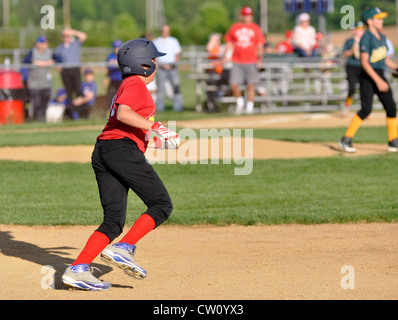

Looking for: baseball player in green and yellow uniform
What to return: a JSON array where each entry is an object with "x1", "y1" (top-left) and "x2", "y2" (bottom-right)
[
  {"x1": 339, "y1": 7, "x2": 398, "y2": 152},
  {"x1": 342, "y1": 21, "x2": 366, "y2": 112}
]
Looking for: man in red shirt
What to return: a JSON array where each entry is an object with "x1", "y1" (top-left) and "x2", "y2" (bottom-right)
[
  {"x1": 223, "y1": 6, "x2": 266, "y2": 114},
  {"x1": 62, "y1": 38, "x2": 180, "y2": 291}
]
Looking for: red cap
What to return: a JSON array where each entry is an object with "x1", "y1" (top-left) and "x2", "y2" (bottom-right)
[
  {"x1": 241, "y1": 6, "x2": 253, "y2": 16},
  {"x1": 285, "y1": 30, "x2": 293, "y2": 38}
]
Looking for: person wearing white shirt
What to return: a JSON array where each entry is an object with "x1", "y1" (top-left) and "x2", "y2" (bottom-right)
[
  {"x1": 293, "y1": 13, "x2": 317, "y2": 57},
  {"x1": 153, "y1": 25, "x2": 184, "y2": 112}
]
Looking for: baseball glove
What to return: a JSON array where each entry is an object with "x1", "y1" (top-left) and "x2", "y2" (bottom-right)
[{"x1": 392, "y1": 68, "x2": 398, "y2": 78}]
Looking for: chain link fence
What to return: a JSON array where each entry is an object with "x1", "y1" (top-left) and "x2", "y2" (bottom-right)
[
  {"x1": 8, "y1": 61, "x2": 117, "y2": 122},
  {"x1": 0, "y1": 47, "x2": 133, "y2": 122},
  {"x1": 0, "y1": 43, "x2": 201, "y2": 123}
]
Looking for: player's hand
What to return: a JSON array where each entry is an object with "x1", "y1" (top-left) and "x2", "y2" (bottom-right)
[
  {"x1": 376, "y1": 79, "x2": 389, "y2": 92},
  {"x1": 151, "y1": 122, "x2": 180, "y2": 147},
  {"x1": 391, "y1": 68, "x2": 398, "y2": 78}
]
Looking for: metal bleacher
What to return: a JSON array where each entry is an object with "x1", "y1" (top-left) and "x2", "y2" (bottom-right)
[{"x1": 187, "y1": 54, "x2": 398, "y2": 114}]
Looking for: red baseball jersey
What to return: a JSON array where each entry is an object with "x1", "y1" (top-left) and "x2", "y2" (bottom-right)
[
  {"x1": 224, "y1": 22, "x2": 266, "y2": 64},
  {"x1": 276, "y1": 41, "x2": 294, "y2": 54},
  {"x1": 97, "y1": 76, "x2": 155, "y2": 153}
]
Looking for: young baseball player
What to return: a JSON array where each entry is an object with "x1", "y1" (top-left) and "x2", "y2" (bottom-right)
[
  {"x1": 342, "y1": 21, "x2": 366, "y2": 114},
  {"x1": 62, "y1": 38, "x2": 180, "y2": 291},
  {"x1": 339, "y1": 7, "x2": 398, "y2": 153}
]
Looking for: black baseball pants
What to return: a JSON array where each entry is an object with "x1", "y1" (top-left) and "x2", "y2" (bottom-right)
[
  {"x1": 91, "y1": 138, "x2": 173, "y2": 242},
  {"x1": 345, "y1": 65, "x2": 362, "y2": 98},
  {"x1": 28, "y1": 88, "x2": 51, "y2": 122},
  {"x1": 358, "y1": 69, "x2": 396, "y2": 120},
  {"x1": 61, "y1": 67, "x2": 83, "y2": 109}
]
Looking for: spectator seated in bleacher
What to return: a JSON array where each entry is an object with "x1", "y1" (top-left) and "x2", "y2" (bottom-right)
[
  {"x1": 292, "y1": 13, "x2": 317, "y2": 58},
  {"x1": 276, "y1": 30, "x2": 294, "y2": 55}
]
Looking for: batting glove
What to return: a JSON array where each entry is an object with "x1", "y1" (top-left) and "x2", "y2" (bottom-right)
[{"x1": 151, "y1": 122, "x2": 180, "y2": 148}]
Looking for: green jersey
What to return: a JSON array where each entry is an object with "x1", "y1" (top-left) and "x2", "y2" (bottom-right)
[
  {"x1": 360, "y1": 30, "x2": 388, "y2": 70},
  {"x1": 343, "y1": 38, "x2": 361, "y2": 67}
]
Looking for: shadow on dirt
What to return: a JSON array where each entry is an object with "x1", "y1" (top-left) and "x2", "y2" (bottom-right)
[{"x1": 0, "y1": 230, "x2": 115, "y2": 290}]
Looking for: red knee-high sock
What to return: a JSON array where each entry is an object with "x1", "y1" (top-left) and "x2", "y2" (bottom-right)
[
  {"x1": 119, "y1": 213, "x2": 156, "y2": 245},
  {"x1": 72, "y1": 231, "x2": 110, "y2": 266}
]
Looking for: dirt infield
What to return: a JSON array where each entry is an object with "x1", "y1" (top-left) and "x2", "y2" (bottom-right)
[
  {"x1": 0, "y1": 111, "x2": 397, "y2": 300},
  {"x1": 1, "y1": 223, "x2": 397, "y2": 300}
]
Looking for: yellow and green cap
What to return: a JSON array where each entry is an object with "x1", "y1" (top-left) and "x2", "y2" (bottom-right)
[{"x1": 361, "y1": 7, "x2": 388, "y2": 24}]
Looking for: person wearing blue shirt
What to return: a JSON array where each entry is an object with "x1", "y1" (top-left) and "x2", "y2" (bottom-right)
[
  {"x1": 51, "y1": 88, "x2": 69, "y2": 107},
  {"x1": 69, "y1": 68, "x2": 97, "y2": 120},
  {"x1": 54, "y1": 28, "x2": 87, "y2": 116},
  {"x1": 104, "y1": 39, "x2": 123, "y2": 109}
]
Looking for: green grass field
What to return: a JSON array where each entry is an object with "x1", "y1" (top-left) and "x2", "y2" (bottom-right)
[
  {"x1": 1, "y1": 156, "x2": 397, "y2": 226},
  {"x1": 1, "y1": 118, "x2": 397, "y2": 226}
]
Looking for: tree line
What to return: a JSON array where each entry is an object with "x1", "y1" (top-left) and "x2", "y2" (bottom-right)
[{"x1": 0, "y1": 0, "x2": 396, "y2": 48}]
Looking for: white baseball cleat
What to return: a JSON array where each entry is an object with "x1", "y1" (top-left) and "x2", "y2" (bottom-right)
[
  {"x1": 62, "y1": 264, "x2": 111, "y2": 291},
  {"x1": 101, "y1": 243, "x2": 147, "y2": 280},
  {"x1": 338, "y1": 137, "x2": 356, "y2": 153}
]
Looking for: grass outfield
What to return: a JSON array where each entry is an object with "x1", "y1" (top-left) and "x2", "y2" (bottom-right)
[
  {"x1": 0, "y1": 156, "x2": 397, "y2": 226},
  {"x1": 1, "y1": 119, "x2": 397, "y2": 225}
]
